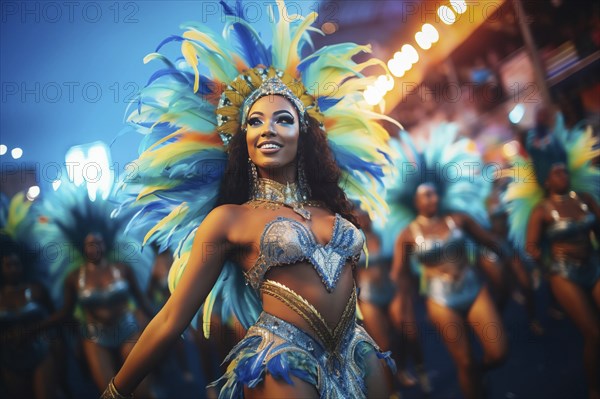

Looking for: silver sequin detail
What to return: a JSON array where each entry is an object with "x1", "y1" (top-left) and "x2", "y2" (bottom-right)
[{"x1": 244, "y1": 213, "x2": 364, "y2": 292}]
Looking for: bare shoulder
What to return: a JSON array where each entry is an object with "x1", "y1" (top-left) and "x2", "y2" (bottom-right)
[
  {"x1": 529, "y1": 201, "x2": 548, "y2": 222},
  {"x1": 206, "y1": 204, "x2": 246, "y2": 224},
  {"x1": 396, "y1": 225, "x2": 414, "y2": 247},
  {"x1": 448, "y1": 212, "x2": 468, "y2": 226},
  {"x1": 201, "y1": 204, "x2": 248, "y2": 239}
]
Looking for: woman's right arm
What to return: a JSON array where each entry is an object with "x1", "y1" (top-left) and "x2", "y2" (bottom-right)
[
  {"x1": 36, "y1": 271, "x2": 78, "y2": 333},
  {"x1": 112, "y1": 205, "x2": 237, "y2": 395},
  {"x1": 525, "y1": 205, "x2": 545, "y2": 262}
]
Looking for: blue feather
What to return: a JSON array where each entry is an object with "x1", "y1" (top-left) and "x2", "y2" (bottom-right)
[
  {"x1": 220, "y1": 0, "x2": 271, "y2": 67},
  {"x1": 155, "y1": 35, "x2": 184, "y2": 52},
  {"x1": 317, "y1": 97, "x2": 341, "y2": 112},
  {"x1": 329, "y1": 141, "x2": 385, "y2": 182},
  {"x1": 266, "y1": 354, "x2": 294, "y2": 385},
  {"x1": 297, "y1": 56, "x2": 318, "y2": 74},
  {"x1": 147, "y1": 69, "x2": 193, "y2": 86}
]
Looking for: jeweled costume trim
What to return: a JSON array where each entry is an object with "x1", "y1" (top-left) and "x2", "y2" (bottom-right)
[
  {"x1": 244, "y1": 213, "x2": 363, "y2": 293},
  {"x1": 543, "y1": 193, "x2": 600, "y2": 287},
  {"x1": 210, "y1": 285, "x2": 396, "y2": 399},
  {"x1": 211, "y1": 185, "x2": 396, "y2": 397}
]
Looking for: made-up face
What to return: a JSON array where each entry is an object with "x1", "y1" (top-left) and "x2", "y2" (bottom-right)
[
  {"x1": 414, "y1": 184, "x2": 439, "y2": 217},
  {"x1": 83, "y1": 233, "x2": 105, "y2": 263},
  {"x1": 245, "y1": 95, "x2": 300, "y2": 177},
  {"x1": 545, "y1": 163, "x2": 570, "y2": 194}
]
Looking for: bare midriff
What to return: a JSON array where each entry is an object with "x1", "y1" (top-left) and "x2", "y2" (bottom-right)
[
  {"x1": 422, "y1": 253, "x2": 470, "y2": 281},
  {"x1": 84, "y1": 301, "x2": 131, "y2": 326},
  {"x1": 260, "y1": 261, "x2": 355, "y2": 344}
]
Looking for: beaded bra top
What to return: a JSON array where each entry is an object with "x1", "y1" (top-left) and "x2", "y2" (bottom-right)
[
  {"x1": 410, "y1": 216, "x2": 467, "y2": 265},
  {"x1": 78, "y1": 266, "x2": 130, "y2": 309},
  {"x1": 545, "y1": 192, "x2": 596, "y2": 241},
  {"x1": 244, "y1": 213, "x2": 364, "y2": 293},
  {"x1": 0, "y1": 287, "x2": 47, "y2": 323}
]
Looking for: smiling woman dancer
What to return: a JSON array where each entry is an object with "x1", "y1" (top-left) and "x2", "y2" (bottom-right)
[{"x1": 101, "y1": 1, "x2": 398, "y2": 398}]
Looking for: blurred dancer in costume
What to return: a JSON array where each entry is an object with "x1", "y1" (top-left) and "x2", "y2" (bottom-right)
[
  {"x1": 0, "y1": 193, "x2": 62, "y2": 399},
  {"x1": 389, "y1": 125, "x2": 512, "y2": 399},
  {"x1": 100, "y1": 1, "x2": 401, "y2": 397},
  {"x1": 358, "y1": 205, "x2": 431, "y2": 394},
  {"x1": 482, "y1": 176, "x2": 543, "y2": 335},
  {"x1": 35, "y1": 171, "x2": 156, "y2": 397},
  {"x1": 506, "y1": 113, "x2": 600, "y2": 399}
]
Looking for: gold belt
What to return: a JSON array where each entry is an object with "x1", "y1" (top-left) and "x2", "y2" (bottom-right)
[{"x1": 260, "y1": 279, "x2": 356, "y2": 352}]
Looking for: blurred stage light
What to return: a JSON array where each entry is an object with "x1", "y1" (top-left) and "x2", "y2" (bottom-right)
[
  {"x1": 66, "y1": 147, "x2": 86, "y2": 187},
  {"x1": 52, "y1": 180, "x2": 62, "y2": 191},
  {"x1": 388, "y1": 59, "x2": 408, "y2": 77},
  {"x1": 11, "y1": 147, "x2": 23, "y2": 159},
  {"x1": 450, "y1": 1, "x2": 467, "y2": 14},
  {"x1": 416, "y1": 32, "x2": 432, "y2": 50},
  {"x1": 0, "y1": 144, "x2": 7, "y2": 155},
  {"x1": 509, "y1": 103, "x2": 526, "y2": 124},
  {"x1": 364, "y1": 86, "x2": 384, "y2": 105},
  {"x1": 438, "y1": 5, "x2": 456, "y2": 25},
  {"x1": 65, "y1": 141, "x2": 114, "y2": 202},
  {"x1": 421, "y1": 23, "x2": 439, "y2": 43},
  {"x1": 503, "y1": 141, "x2": 520, "y2": 158},
  {"x1": 401, "y1": 44, "x2": 419, "y2": 64},
  {"x1": 26, "y1": 185, "x2": 40, "y2": 201},
  {"x1": 375, "y1": 75, "x2": 395, "y2": 91}
]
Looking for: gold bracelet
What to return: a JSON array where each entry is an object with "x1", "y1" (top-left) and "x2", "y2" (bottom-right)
[{"x1": 100, "y1": 378, "x2": 133, "y2": 399}]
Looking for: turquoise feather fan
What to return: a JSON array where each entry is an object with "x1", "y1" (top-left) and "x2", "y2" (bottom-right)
[
  {"x1": 376, "y1": 123, "x2": 492, "y2": 260},
  {"x1": 34, "y1": 175, "x2": 153, "y2": 307}
]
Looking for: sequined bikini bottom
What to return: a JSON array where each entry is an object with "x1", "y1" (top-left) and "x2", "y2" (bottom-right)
[
  {"x1": 209, "y1": 280, "x2": 396, "y2": 398},
  {"x1": 425, "y1": 266, "x2": 483, "y2": 315},
  {"x1": 549, "y1": 252, "x2": 600, "y2": 288}
]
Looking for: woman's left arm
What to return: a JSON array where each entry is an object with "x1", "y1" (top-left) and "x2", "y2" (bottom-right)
[
  {"x1": 120, "y1": 263, "x2": 156, "y2": 318},
  {"x1": 458, "y1": 213, "x2": 511, "y2": 262}
]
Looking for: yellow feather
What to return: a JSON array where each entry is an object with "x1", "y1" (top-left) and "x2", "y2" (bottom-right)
[
  {"x1": 182, "y1": 30, "x2": 227, "y2": 59},
  {"x1": 143, "y1": 203, "x2": 188, "y2": 245},
  {"x1": 181, "y1": 41, "x2": 200, "y2": 93},
  {"x1": 286, "y1": 11, "x2": 318, "y2": 73}
]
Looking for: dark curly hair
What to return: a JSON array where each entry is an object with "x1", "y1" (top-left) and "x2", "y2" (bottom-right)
[{"x1": 216, "y1": 116, "x2": 360, "y2": 228}]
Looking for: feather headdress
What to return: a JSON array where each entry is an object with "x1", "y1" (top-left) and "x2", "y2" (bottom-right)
[
  {"x1": 505, "y1": 115, "x2": 600, "y2": 248},
  {"x1": 377, "y1": 123, "x2": 492, "y2": 259},
  {"x1": 118, "y1": 0, "x2": 399, "y2": 337},
  {"x1": 35, "y1": 166, "x2": 152, "y2": 306}
]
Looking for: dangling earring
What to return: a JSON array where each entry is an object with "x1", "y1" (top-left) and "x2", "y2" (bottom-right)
[
  {"x1": 297, "y1": 150, "x2": 311, "y2": 201},
  {"x1": 248, "y1": 157, "x2": 258, "y2": 197}
]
